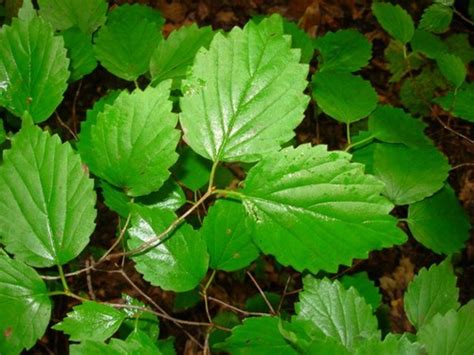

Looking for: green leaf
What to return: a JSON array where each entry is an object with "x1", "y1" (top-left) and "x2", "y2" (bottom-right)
[
  {"x1": 94, "y1": 4, "x2": 163, "y2": 81},
  {"x1": 245, "y1": 292, "x2": 281, "y2": 313},
  {"x1": 370, "y1": 143, "x2": 450, "y2": 205},
  {"x1": 444, "y1": 34, "x2": 474, "y2": 65},
  {"x1": 79, "y1": 83, "x2": 180, "y2": 197},
  {"x1": 17, "y1": 0, "x2": 36, "y2": 21},
  {"x1": 202, "y1": 199, "x2": 259, "y2": 271},
  {"x1": 216, "y1": 317, "x2": 298, "y2": 354},
  {"x1": 239, "y1": 144, "x2": 406, "y2": 273},
  {"x1": 70, "y1": 334, "x2": 163, "y2": 355},
  {"x1": 180, "y1": 15, "x2": 309, "y2": 163},
  {"x1": 436, "y1": 53, "x2": 466, "y2": 88},
  {"x1": 295, "y1": 277, "x2": 380, "y2": 348},
  {"x1": 419, "y1": 4, "x2": 453, "y2": 34},
  {"x1": 313, "y1": 72, "x2": 378, "y2": 123},
  {"x1": 315, "y1": 29, "x2": 372, "y2": 72},
  {"x1": 368, "y1": 105, "x2": 431, "y2": 147},
  {"x1": 0, "y1": 120, "x2": 6, "y2": 145},
  {"x1": 209, "y1": 312, "x2": 241, "y2": 348},
  {"x1": 38, "y1": 0, "x2": 107, "y2": 33},
  {"x1": 53, "y1": 301, "x2": 126, "y2": 341},
  {"x1": 340, "y1": 272, "x2": 382, "y2": 311},
  {"x1": 0, "y1": 16, "x2": 69, "y2": 122},
  {"x1": 0, "y1": 256, "x2": 51, "y2": 354},
  {"x1": 404, "y1": 260, "x2": 459, "y2": 329},
  {"x1": 173, "y1": 147, "x2": 212, "y2": 191},
  {"x1": 372, "y1": 2, "x2": 414, "y2": 44},
  {"x1": 400, "y1": 68, "x2": 446, "y2": 116},
  {"x1": 410, "y1": 29, "x2": 448, "y2": 59},
  {"x1": 61, "y1": 27, "x2": 97, "y2": 82},
  {"x1": 417, "y1": 301, "x2": 474, "y2": 355},
  {"x1": 435, "y1": 83, "x2": 474, "y2": 122},
  {"x1": 127, "y1": 208, "x2": 208, "y2": 292},
  {"x1": 0, "y1": 124, "x2": 96, "y2": 267},
  {"x1": 384, "y1": 40, "x2": 423, "y2": 82},
  {"x1": 150, "y1": 23, "x2": 215, "y2": 86},
  {"x1": 119, "y1": 294, "x2": 159, "y2": 340},
  {"x1": 408, "y1": 185, "x2": 470, "y2": 255},
  {"x1": 282, "y1": 19, "x2": 314, "y2": 64},
  {"x1": 354, "y1": 333, "x2": 422, "y2": 354}
]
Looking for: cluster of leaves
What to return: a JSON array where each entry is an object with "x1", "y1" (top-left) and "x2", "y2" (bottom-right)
[{"x1": 0, "y1": 0, "x2": 472, "y2": 354}]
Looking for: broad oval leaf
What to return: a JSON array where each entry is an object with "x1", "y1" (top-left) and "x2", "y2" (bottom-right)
[
  {"x1": 368, "y1": 105, "x2": 431, "y2": 147},
  {"x1": 404, "y1": 260, "x2": 459, "y2": 329},
  {"x1": 411, "y1": 29, "x2": 448, "y2": 59},
  {"x1": 313, "y1": 72, "x2": 378, "y2": 124},
  {"x1": 408, "y1": 185, "x2": 470, "y2": 254},
  {"x1": 38, "y1": 0, "x2": 107, "y2": 33},
  {"x1": 79, "y1": 83, "x2": 180, "y2": 197},
  {"x1": 372, "y1": 2, "x2": 414, "y2": 44},
  {"x1": 371, "y1": 143, "x2": 450, "y2": 205},
  {"x1": 180, "y1": 15, "x2": 309, "y2": 163},
  {"x1": 417, "y1": 301, "x2": 474, "y2": 355},
  {"x1": 315, "y1": 29, "x2": 372, "y2": 72},
  {"x1": 295, "y1": 277, "x2": 380, "y2": 348},
  {"x1": 201, "y1": 199, "x2": 259, "y2": 272},
  {"x1": 419, "y1": 4, "x2": 453, "y2": 34},
  {"x1": 435, "y1": 83, "x2": 474, "y2": 123},
  {"x1": 239, "y1": 144, "x2": 406, "y2": 273},
  {"x1": 53, "y1": 301, "x2": 126, "y2": 342},
  {"x1": 128, "y1": 207, "x2": 209, "y2": 292},
  {"x1": 150, "y1": 23, "x2": 215, "y2": 86},
  {"x1": 0, "y1": 256, "x2": 52, "y2": 354},
  {"x1": 215, "y1": 317, "x2": 298, "y2": 355},
  {"x1": 61, "y1": 27, "x2": 97, "y2": 82},
  {"x1": 94, "y1": 4, "x2": 163, "y2": 81},
  {"x1": 0, "y1": 124, "x2": 96, "y2": 267},
  {"x1": 436, "y1": 53, "x2": 466, "y2": 88},
  {"x1": 0, "y1": 16, "x2": 70, "y2": 123}
]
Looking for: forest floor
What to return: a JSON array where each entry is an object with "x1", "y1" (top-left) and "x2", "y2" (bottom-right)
[{"x1": 32, "y1": 0, "x2": 474, "y2": 354}]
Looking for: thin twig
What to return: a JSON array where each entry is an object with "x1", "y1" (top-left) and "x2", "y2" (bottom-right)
[
  {"x1": 451, "y1": 163, "x2": 474, "y2": 170},
  {"x1": 278, "y1": 276, "x2": 292, "y2": 314},
  {"x1": 454, "y1": 8, "x2": 474, "y2": 26},
  {"x1": 71, "y1": 80, "x2": 82, "y2": 134},
  {"x1": 434, "y1": 113, "x2": 474, "y2": 144},
  {"x1": 207, "y1": 296, "x2": 270, "y2": 317},
  {"x1": 55, "y1": 112, "x2": 78, "y2": 140},
  {"x1": 98, "y1": 213, "x2": 132, "y2": 264},
  {"x1": 246, "y1": 271, "x2": 276, "y2": 315},
  {"x1": 85, "y1": 258, "x2": 96, "y2": 300}
]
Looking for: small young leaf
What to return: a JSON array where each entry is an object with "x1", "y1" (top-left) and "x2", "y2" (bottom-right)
[
  {"x1": 417, "y1": 301, "x2": 474, "y2": 355},
  {"x1": 202, "y1": 199, "x2": 259, "y2": 271},
  {"x1": 215, "y1": 317, "x2": 298, "y2": 354},
  {"x1": 435, "y1": 83, "x2": 474, "y2": 122},
  {"x1": 404, "y1": 260, "x2": 459, "y2": 329},
  {"x1": 372, "y1": 2, "x2": 414, "y2": 44},
  {"x1": 38, "y1": 0, "x2": 107, "y2": 33},
  {"x1": 315, "y1": 29, "x2": 372, "y2": 72},
  {"x1": 368, "y1": 105, "x2": 431, "y2": 147},
  {"x1": 0, "y1": 124, "x2": 96, "y2": 267},
  {"x1": 79, "y1": 83, "x2": 180, "y2": 197},
  {"x1": 384, "y1": 40, "x2": 423, "y2": 82},
  {"x1": 0, "y1": 16, "x2": 69, "y2": 122},
  {"x1": 340, "y1": 272, "x2": 382, "y2": 311},
  {"x1": 0, "y1": 256, "x2": 51, "y2": 354},
  {"x1": 70, "y1": 333, "x2": 162, "y2": 355},
  {"x1": 128, "y1": 208, "x2": 209, "y2": 292},
  {"x1": 209, "y1": 312, "x2": 241, "y2": 348},
  {"x1": 53, "y1": 302, "x2": 126, "y2": 341},
  {"x1": 94, "y1": 4, "x2": 163, "y2": 81},
  {"x1": 400, "y1": 68, "x2": 447, "y2": 115},
  {"x1": 120, "y1": 294, "x2": 159, "y2": 340},
  {"x1": 370, "y1": 143, "x2": 450, "y2": 205},
  {"x1": 180, "y1": 15, "x2": 309, "y2": 163},
  {"x1": 61, "y1": 27, "x2": 97, "y2": 82},
  {"x1": 408, "y1": 185, "x2": 470, "y2": 255},
  {"x1": 444, "y1": 34, "x2": 474, "y2": 65},
  {"x1": 17, "y1": 0, "x2": 36, "y2": 21},
  {"x1": 295, "y1": 277, "x2": 380, "y2": 348},
  {"x1": 240, "y1": 144, "x2": 406, "y2": 273},
  {"x1": 436, "y1": 53, "x2": 466, "y2": 88},
  {"x1": 419, "y1": 4, "x2": 453, "y2": 34},
  {"x1": 312, "y1": 72, "x2": 378, "y2": 123},
  {"x1": 411, "y1": 29, "x2": 448, "y2": 59},
  {"x1": 150, "y1": 23, "x2": 215, "y2": 86}
]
